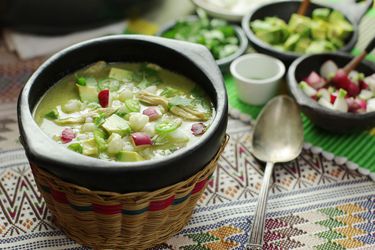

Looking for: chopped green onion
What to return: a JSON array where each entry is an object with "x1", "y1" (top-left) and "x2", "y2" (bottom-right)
[
  {"x1": 125, "y1": 99, "x2": 141, "y2": 112},
  {"x1": 155, "y1": 119, "x2": 181, "y2": 134}
]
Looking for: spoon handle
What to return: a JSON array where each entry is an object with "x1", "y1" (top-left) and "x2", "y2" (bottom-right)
[{"x1": 247, "y1": 162, "x2": 274, "y2": 249}]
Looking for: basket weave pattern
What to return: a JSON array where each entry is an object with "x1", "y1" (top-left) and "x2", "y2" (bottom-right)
[{"x1": 30, "y1": 136, "x2": 229, "y2": 249}]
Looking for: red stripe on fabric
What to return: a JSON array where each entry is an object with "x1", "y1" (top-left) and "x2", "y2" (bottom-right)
[
  {"x1": 149, "y1": 195, "x2": 175, "y2": 211},
  {"x1": 51, "y1": 189, "x2": 69, "y2": 204},
  {"x1": 192, "y1": 179, "x2": 208, "y2": 194},
  {"x1": 92, "y1": 204, "x2": 122, "y2": 215}
]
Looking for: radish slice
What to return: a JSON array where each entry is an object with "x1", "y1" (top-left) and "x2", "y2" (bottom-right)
[
  {"x1": 299, "y1": 81, "x2": 317, "y2": 97},
  {"x1": 333, "y1": 89, "x2": 348, "y2": 112},
  {"x1": 332, "y1": 69, "x2": 360, "y2": 96},
  {"x1": 61, "y1": 128, "x2": 75, "y2": 143},
  {"x1": 98, "y1": 89, "x2": 109, "y2": 108},
  {"x1": 304, "y1": 71, "x2": 326, "y2": 89},
  {"x1": 317, "y1": 88, "x2": 330, "y2": 101},
  {"x1": 320, "y1": 60, "x2": 338, "y2": 80},
  {"x1": 191, "y1": 123, "x2": 207, "y2": 136},
  {"x1": 330, "y1": 92, "x2": 337, "y2": 104},
  {"x1": 142, "y1": 107, "x2": 161, "y2": 121},
  {"x1": 131, "y1": 132, "x2": 152, "y2": 146}
]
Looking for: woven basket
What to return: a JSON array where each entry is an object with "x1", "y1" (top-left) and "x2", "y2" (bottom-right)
[{"x1": 30, "y1": 135, "x2": 229, "y2": 249}]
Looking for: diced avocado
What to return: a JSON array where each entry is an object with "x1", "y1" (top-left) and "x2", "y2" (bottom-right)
[
  {"x1": 109, "y1": 68, "x2": 133, "y2": 81},
  {"x1": 329, "y1": 37, "x2": 344, "y2": 49},
  {"x1": 251, "y1": 19, "x2": 288, "y2": 44},
  {"x1": 329, "y1": 10, "x2": 346, "y2": 23},
  {"x1": 82, "y1": 139, "x2": 98, "y2": 156},
  {"x1": 288, "y1": 14, "x2": 311, "y2": 37},
  {"x1": 327, "y1": 22, "x2": 353, "y2": 40},
  {"x1": 294, "y1": 38, "x2": 311, "y2": 53},
  {"x1": 284, "y1": 34, "x2": 300, "y2": 51},
  {"x1": 101, "y1": 114, "x2": 131, "y2": 136},
  {"x1": 77, "y1": 84, "x2": 98, "y2": 103},
  {"x1": 116, "y1": 151, "x2": 144, "y2": 162},
  {"x1": 311, "y1": 20, "x2": 327, "y2": 40},
  {"x1": 312, "y1": 8, "x2": 330, "y2": 21},
  {"x1": 306, "y1": 40, "x2": 335, "y2": 53}
]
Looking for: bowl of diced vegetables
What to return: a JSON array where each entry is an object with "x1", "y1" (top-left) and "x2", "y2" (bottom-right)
[
  {"x1": 287, "y1": 52, "x2": 375, "y2": 133},
  {"x1": 157, "y1": 10, "x2": 248, "y2": 71},
  {"x1": 242, "y1": 0, "x2": 373, "y2": 65}
]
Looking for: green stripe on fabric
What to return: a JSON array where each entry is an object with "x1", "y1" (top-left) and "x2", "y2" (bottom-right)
[
  {"x1": 351, "y1": 48, "x2": 375, "y2": 62},
  {"x1": 224, "y1": 74, "x2": 375, "y2": 172}
]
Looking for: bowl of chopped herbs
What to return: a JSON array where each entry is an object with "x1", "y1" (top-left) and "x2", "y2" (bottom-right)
[{"x1": 157, "y1": 10, "x2": 248, "y2": 71}]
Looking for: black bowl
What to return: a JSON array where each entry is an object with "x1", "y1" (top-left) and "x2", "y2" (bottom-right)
[
  {"x1": 18, "y1": 35, "x2": 228, "y2": 192},
  {"x1": 242, "y1": 0, "x2": 373, "y2": 65},
  {"x1": 287, "y1": 52, "x2": 375, "y2": 133},
  {"x1": 0, "y1": 0, "x2": 159, "y2": 35},
  {"x1": 157, "y1": 15, "x2": 248, "y2": 72}
]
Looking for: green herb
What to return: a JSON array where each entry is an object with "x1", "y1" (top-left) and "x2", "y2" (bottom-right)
[
  {"x1": 161, "y1": 11, "x2": 239, "y2": 60},
  {"x1": 76, "y1": 77, "x2": 87, "y2": 86},
  {"x1": 161, "y1": 87, "x2": 180, "y2": 97},
  {"x1": 68, "y1": 143, "x2": 83, "y2": 153},
  {"x1": 44, "y1": 109, "x2": 59, "y2": 120},
  {"x1": 94, "y1": 113, "x2": 106, "y2": 126}
]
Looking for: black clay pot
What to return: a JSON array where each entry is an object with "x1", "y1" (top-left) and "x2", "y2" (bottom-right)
[
  {"x1": 0, "y1": 0, "x2": 159, "y2": 35},
  {"x1": 287, "y1": 53, "x2": 375, "y2": 133},
  {"x1": 18, "y1": 35, "x2": 228, "y2": 192},
  {"x1": 157, "y1": 15, "x2": 248, "y2": 72},
  {"x1": 242, "y1": 0, "x2": 373, "y2": 66}
]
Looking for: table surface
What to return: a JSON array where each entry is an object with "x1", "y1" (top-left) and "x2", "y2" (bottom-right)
[{"x1": 0, "y1": 1, "x2": 375, "y2": 249}]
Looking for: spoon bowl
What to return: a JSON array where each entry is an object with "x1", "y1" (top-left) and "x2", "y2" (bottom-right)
[
  {"x1": 252, "y1": 95, "x2": 304, "y2": 163},
  {"x1": 248, "y1": 95, "x2": 304, "y2": 249}
]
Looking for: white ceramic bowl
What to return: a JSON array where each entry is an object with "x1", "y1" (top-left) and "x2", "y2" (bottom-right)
[
  {"x1": 191, "y1": 0, "x2": 264, "y2": 22},
  {"x1": 230, "y1": 53, "x2": 285, "y2": 105}
]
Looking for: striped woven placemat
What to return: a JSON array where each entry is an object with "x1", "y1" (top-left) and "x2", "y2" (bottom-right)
[{"x1": 226, "y1": 7, "x2": 375, "y2": 173}]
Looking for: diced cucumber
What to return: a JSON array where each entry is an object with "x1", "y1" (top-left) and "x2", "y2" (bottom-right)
[
  {"x1": 101, "y1": 114, "x2": 131, "y2": 136},
  {"x1": 116, "y1": 151, "x2": 144, "y2": 162},
  {"x1": 93, "y1": 129, "x2": 108, "y2": 152},
  {"x1": 77, "y1": 84, "x2": 98, "y2": 103},
  {"x1": 109, "y1": 68, "x2": 133, "y2": 81}
]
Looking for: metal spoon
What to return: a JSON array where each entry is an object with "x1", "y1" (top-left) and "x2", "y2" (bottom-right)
[{"x1": 248, "y1": 95, "x2": 304, "y2": 250}]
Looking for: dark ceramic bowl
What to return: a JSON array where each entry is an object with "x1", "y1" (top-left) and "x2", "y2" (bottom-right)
[
  {"x1": 0, "y1": 0, "x2": 159, "y2": 35},
  {"x1": 18, "y1": 35, "x2": 228, "y2": 192},
  {"x1": 156, "y1": 15, "x2": 248, "y2": 72},
  {"x1": 242, "y1": 0, "x2": 373, "y2": 65},
  {"x1": 287, "y1": 52, "x2": 375, "y2": 133}
]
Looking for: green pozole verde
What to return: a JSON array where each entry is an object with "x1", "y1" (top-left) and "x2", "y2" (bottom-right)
[{"x1": 34, "y1": 61, "x2": 214, "y2": 162}]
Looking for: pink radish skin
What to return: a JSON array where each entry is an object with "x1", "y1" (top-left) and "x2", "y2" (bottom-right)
[{"x1": 131, "y1": 132, "x2": 152, "y2": 146}]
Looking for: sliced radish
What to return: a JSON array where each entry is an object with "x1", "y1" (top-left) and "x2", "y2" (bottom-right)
[
  {"x1": 332, "y1": 69, "x2": 360, "y2": 97},
  {"x1": 98, "y1": 89, "x2": 109, "y2": 108},
  {"x1": 318, "y1": 98, "x2": 333, "y2": 110},
  {"x1": 191, "y1": 123, "x2": 207, "y2": 136},
  {"x1": 61, "y1": 128, "x2": 75, "y2": 143},
  {"x1": 320, "y1": 60, "x2": 338, "y2": 80},
  {"x1": 131, "y1": 132, "x2": 152, "y2": 146},
  {"x1": 317, "y1": 88, "x2": 330, "y2": 101},
  {"x1": 333, "y1": 89, "x2": 348, "y2": 112},
  {"x1": 359, "y1": 89, "x2": 373, "y2": 100},
  {"x1": 304, "y1": 71, "x2": 326, "y2": 89},
  {"x1": 142, "y1": 107, "x2": 161, "y2": 121},
  {"x1": 299, "y1": 81, "x2": 317, "y2": 97},
  {"x1": 330, "y1": 92, "x2": 337, "y2": 104}
]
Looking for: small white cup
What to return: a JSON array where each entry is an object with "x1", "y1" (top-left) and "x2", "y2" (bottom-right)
[{"x1": 230, "y1": 53, "x2": 285, "y2": 105}]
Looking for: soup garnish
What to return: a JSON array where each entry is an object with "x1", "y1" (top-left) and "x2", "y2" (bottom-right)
[{"x1": 34, "y1": 61, "x2": 214, "y2": 162}]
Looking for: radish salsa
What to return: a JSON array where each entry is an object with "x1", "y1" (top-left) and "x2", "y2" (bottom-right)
[
  {"x1": 299, "y1": 60, "x2": 375, "y2": 113},
  {"x1": 34, "y1": 61, "x2": 214, "y2": 162}
]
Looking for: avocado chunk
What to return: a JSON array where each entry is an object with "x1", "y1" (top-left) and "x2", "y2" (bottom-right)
[
  {"x1": 101, "y1": 114, "x2": 131, "y2": 136},
  {"x1": 312, "y1": 8, "x2": 330, "y2": 21},
  {"x1": 116, "y1": 151, "x2": 144, "y2": 162},
  {"x1": 109, "y1": 68, "x2": 133, "y2": 81},
  {"x1": 294, "y1": 38, "x2": 311, "y2": 53},
  {"x1": 284, "y1": 34, "x2": 301, "y2": 51},
  {"x1": 288, "y1": 14, "x2": 311, "y2": 37},
  {"x1": 77, "y1": 84, "x2": 98, "y2": 103},
  {"x1": 82, "y1": 139, "x2": 98, "y2": 156}
]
